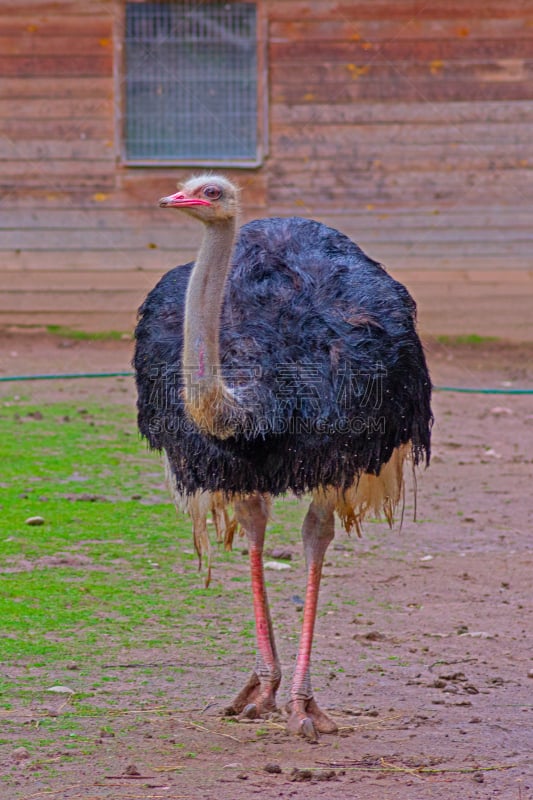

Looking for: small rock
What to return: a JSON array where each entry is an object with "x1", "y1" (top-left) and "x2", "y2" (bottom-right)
[
  {"x1": 237, "y1": 772, "x2": 248, "y2": 780},
  {"x1": 12, "y1": 747, "x2": 30, "y2": 762},
  {"x1": 124, "y1": 764, "x2": 141, "y2": 776},
  {"x1": 459, "y1": 631, "x2": 494, "y2": 639},
  {"x1": 490, "y1": 406, "x2": 512, "y2": 416},
  {"x1": 315, "y1": 769, "x2": 336, "y2": 781},
  {"x1": 291, "y1": 594, "x2": 305, "y2": 608},
  {"x1": 25, "y1": 516, "x2": 45, "y2": 526},
  {"x1": 268, "y1": 547, "x2": 292, "y2": 560},
  {"x1": 472, "y1": 771, "x2": 485, "y2": 783},
  {"x1": 264, "y1": 763, "x2": 282, "y2": 774},
  {"x1": 66, "y1": 662, "x2": 79, "y2": 671},
  {"x1": 364, "y1": 630, "x2": 386, "y2": 642},
  {"x1": 527, "y1": 669, "x2": 533, "y2": 679},
  {"x1": 290, "y1": 768, "x2": 313, "y2": 782},
  {"x1": 46, "y1": 685, "x2": 75, "y2": 694},
  {"x1": 264, "y1": 561, "x2": 291, "y2": 571}
]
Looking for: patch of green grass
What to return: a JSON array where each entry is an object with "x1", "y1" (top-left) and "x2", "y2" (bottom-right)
[
  {"x1": 0, "y1": 401, "x2": 256, "y2": 670},
  {"x1": 45, "y1": 325, "x2": 130, "y2": 342},
  {"x1": 435, "y1": 333, "x2": 498, "y2": 346}
]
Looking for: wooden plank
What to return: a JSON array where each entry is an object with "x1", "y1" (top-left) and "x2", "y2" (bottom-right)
[
  {"x1": 0, "y1": 311, "x2": 136, "y2": 332},
  {"x1": 270, "y1": 18, "x2": 533, "y2": 42},
  {"x1": 0, "y1": 54, "x2": 112, "y2": 77},
  {"x1": 0, "y1": 160, "x2": 115, "y2": 180},
  {"x1": 270, "y1": 39, "x2": 533, "y2": 62},
  {"x1": 1, "y1": 118, "x2": 113, "y2": 139},
  {"x1": 2, "y1": 270, "x2": 163, "y2": 292},
  {"x1": 0, "y1": 139, "x2": 114, "y2": 159},
  {"x1": 0, "y1": 171, "x2": 115, "y2": 191},
  {"x1": 0, "y1": 290, "x2": 151, "y2": 313},
  {"x1": 415, "y1": 301, "x2": 533, "y2": 340},
  {"x1": 0, "y1": 251, "x2": 197, "y2": 271},
  {"x1": 270, "y1": 143, "x2": 530, "y2": 170},
  {"x1": 0, "y1": 15, "x2": 112, "y2": 36},
  {"x1": 381, "y1": 257, "x2": 533, "y2": 272},
  {"x1": 0, "y1": 1, "x2": 113, "y2": 14},
  {"x1": 271, "y1": 61, "x2": 533, "y2": 86},
  {"x1": 0, "y1": 77, "x2": 112, "y2": 99},
  {"x1": 266, "y1": 165, "x2": 533, "y2": 201},
  {"x1": 271, "y1": 100, "x2": 533, "y2": 125},
  {"x1": 270, "y1": 120, "x2": 533, "y2": 146},
  {"x1": 0, "y1": 35, "x2": 114, "y2": 55},
  {"x1": 1, "y1": 98, "x2": 114, "y2": 118},
  {"x1": 390, "y1": 269, "x2": 533, "y2": 284},
  {"x1": 360, "y1": 240, "x2": 533, "y2": 259},
  {"x1": 405, "y1": 282, "x2": 533, "y2": 299},
  {"x1": 273, "y1": 79, "x2": 533, "y2": 104},
  {"x1": 267, "y1": 1, "x2": 530, "y2": 22}
]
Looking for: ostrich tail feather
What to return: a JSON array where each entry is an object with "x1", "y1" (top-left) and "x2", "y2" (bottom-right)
[
  {"x1": 333, "y1": 443, "x2": 410, "y2": 535},
  {"x1": 164, "y1": 453, "x2": 238, "y2": 586}
]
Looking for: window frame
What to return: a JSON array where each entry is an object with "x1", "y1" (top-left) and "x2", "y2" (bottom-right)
[{"x1": 114, "y1": 0, "x2": 268, "y2": 168}]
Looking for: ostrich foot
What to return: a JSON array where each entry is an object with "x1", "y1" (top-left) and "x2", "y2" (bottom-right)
[
  {"x1": 286, "y1": 697, "x2": 338, "y2": 743},
  {"x1": 225, "y1": 672, "x2": 280, "y2": 720}
]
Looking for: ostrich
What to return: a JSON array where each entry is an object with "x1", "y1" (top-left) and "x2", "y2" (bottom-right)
[{"x1": 134, "y1": 174, "x2": 432, "y2": 741}]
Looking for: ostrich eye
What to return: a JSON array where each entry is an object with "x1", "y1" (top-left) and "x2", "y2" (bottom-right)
[{"x1": 203, "y1": 185, "x2": 222, "y2": 200}]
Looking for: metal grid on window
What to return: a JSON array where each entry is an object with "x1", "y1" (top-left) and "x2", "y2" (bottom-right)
[{"x1": 124, "y1": 1, "x2": 259, "y2": 164}]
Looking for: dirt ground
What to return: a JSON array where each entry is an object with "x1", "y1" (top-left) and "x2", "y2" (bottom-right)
[{"x1": 1, "y1": 330, "x2": 532, "y2": 800}]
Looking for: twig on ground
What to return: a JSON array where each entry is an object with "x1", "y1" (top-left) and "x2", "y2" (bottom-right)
[
  {"x1": 25, "y1": 786, "x2": 81, "y2": 799},
  {"x1": 428, "y1": 657, "x2": 478, "y2": 673},
  {"x1": 173, "y1": 716, "x2": 243, "y2": 743},
  {"x1": 315, "y1": 759, "x2": 517, "y2": 776}
]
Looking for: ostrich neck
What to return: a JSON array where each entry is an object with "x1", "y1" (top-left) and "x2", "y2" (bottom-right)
[{"x1": 183, "y1": 217, "x2": 236, "y2": 400}]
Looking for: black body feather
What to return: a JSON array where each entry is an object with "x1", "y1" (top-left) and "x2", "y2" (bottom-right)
[{"x1": 134, "y1": 217, "x2": 432, "y2": 496}]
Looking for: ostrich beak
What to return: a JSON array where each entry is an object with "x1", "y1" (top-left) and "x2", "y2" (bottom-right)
[{"x1": 158, "y1": 191, "x2": 212, "y2": 209}]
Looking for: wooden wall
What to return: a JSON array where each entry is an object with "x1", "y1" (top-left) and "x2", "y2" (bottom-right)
[{"x1": 1, "y1": 0, "x2": 532, "y2": 339}]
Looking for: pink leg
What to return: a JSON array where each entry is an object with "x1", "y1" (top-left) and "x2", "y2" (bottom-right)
[
  {"x1": 225, "y1": 493, "x2": 281, "y2": 719},
  {"x1": 286, "y1": 495, "x2": 338, "y2": 741}
]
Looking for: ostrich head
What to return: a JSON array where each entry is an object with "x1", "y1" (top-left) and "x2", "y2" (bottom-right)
[{"x1": 159, "y1": 174, "x2": 240, "y2": 222}]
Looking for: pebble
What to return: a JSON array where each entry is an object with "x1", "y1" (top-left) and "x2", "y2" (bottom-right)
[
  {"x1": 268, "y1": 546, "x2": 292, "y2": 560},
  {"x1": 264, "y1": 561, "x2": 291, "y2": 571},
  {"x1": 25, "y1": 516, "x2": 45, "y2": 526},
  {"x1": 290, "y1": 768, "x2": 313, "y2": 782},
  {"x1": 264, "y1": 763, "x2": 282, "y2": 774},
  {"x1": 12, "y1": 747, "x2": 30, "y2": 762}
]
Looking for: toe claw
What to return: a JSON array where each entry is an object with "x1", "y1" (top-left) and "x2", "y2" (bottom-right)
[
  {"x1": 300, "y1": 717, "x2": 318, "y2": 743},
  {"x1": 240, "y1": 703, "x2": 259, "y2": 720}
]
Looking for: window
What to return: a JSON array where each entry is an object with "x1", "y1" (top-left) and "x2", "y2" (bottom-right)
[{"x1": 122, "y1": 1, "x2": 264, "y2": 166}]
